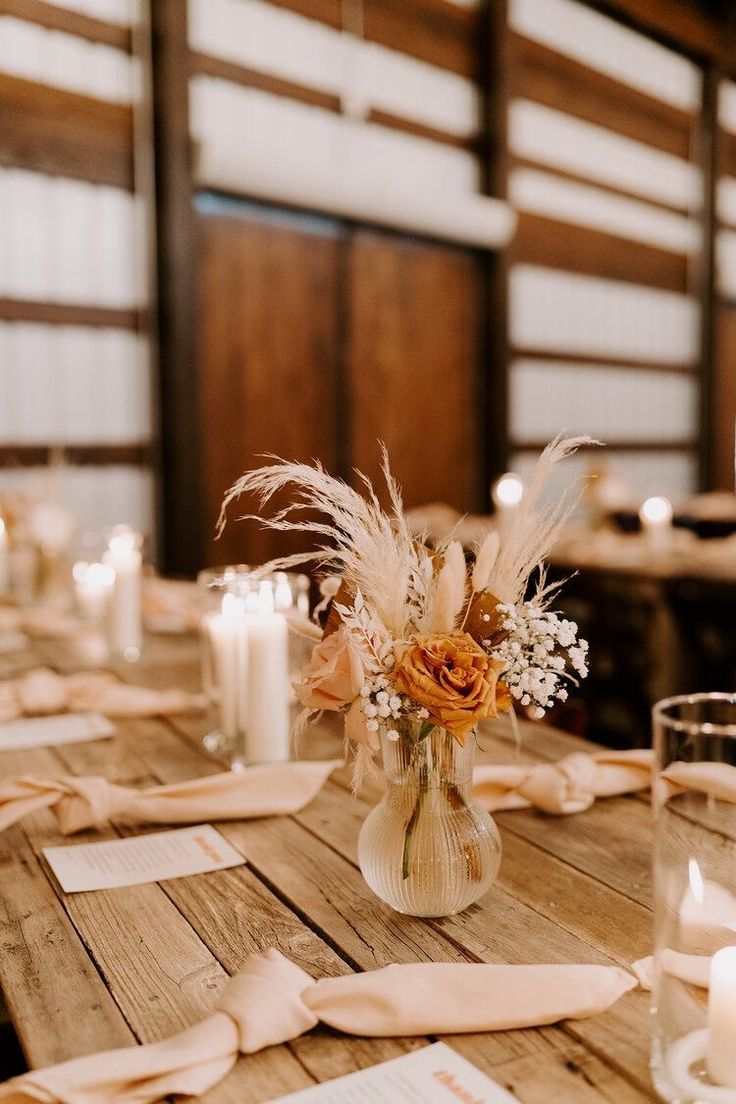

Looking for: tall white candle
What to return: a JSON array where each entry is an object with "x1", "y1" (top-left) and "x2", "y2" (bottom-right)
[
  {"x1": 491, "y1": 472, "x2": 524, "y2": 542},
  {"x1": 104, "y1": 526, "x2": 142, "y2": 661},
  {"x1": 707, "y1": 947, "x2": 736, "y2": 1086},
  {"x1": 0, "y1": 517, "x2": 9, "y2": 593},
  {"x1": 207, "y1": 593, "x2": 248, "y2": 746},
  {"x1": 242, "y1": 580, "x2": 290, "y2": 767},
  {"x1": 73, "y1": 560, "x2": 115, "y2": 623},
  {"x1": 639, "y1": 496, "x2": 673, "y2": 555}
]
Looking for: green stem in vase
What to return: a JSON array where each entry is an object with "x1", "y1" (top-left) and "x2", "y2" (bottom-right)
[{"x1": 401, "y1": 725, "x2": 434, "y2": 880}]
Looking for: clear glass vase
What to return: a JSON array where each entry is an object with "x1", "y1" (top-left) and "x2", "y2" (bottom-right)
[{"x1": 357, "y1": 720, "x2": 502, "y2": 917}]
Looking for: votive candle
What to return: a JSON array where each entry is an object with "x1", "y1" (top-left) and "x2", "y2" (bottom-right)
[
  {"x1": 73, "y1": 560, "x2": 115, "y2": 623},
  {"x1": 207, "y1": 593, "x2": 249, "y2": 746},
  {"x1": 492, "y1": 472, "x2": 524, "y2": 542},
  {"x1": 639, "y1": 496, "x2": 673, "y2": 555}
]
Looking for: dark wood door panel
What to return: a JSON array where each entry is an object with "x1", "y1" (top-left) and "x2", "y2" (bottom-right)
[
  {"x1": 347, "y1": 230, "x2": 484, "y2": 513},
  {"x1": 197, "y1": 206, "x2": 341, "y2": 566}
]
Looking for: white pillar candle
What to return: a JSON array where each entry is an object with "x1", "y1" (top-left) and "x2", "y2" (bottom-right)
[
  {"x1": 243, "y1": 580, "x2": 290, "y2": 766},
  {"x1": 104, "y1": 526, "x2": 142, "y2": 661},
  {"x1": 207, "y1": 593, "x2": 248, "y2": 746},
  {"x1": 0, "y1": 517, "x2": 9, "y2": 593},
  {"x1": 73, "y1": 560, "x2": 115, "y2": 623},
  {"x1": 491, "y1": 472, "x2": 524, "y2": 542},
  {"x1": 707, "y1": 947, "x2": 736, "y2": 1086},
  {"x1": 639, "y1": 496, "x2": 673, "y2": 555}
]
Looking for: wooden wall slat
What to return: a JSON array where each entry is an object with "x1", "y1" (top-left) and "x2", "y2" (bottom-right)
[
  {"x1": 0, "y1": 299, "x2": 141, "y2": 329},
  {"x1": 513, "y1": 439, "x2": 696, "y2": 453},
  {"x1": 721, "y1": 133, "x2": 736, "y2": 181},
  {"x1": 0, "y1": 74, "x2": 134, "y2": 188},
  {"x1": 266, "y1": 0, "x2": 479, "y2": 79},
  {"x1": 197, "y1": 210, "x2": 342, "y2": 567},
  {"x1": 510, "y1": 156, "x2": 693, "y2": 215},
  {"x1": 583, "y1": 0, "x2": 736, "y2": 72},
  {"x1": 191, "y1": 52, "x2": 341, "y2": 115},
  {"x1": 510, "y1": 348, "x2": 697, "y2": 374},
  {"x1": 712, "y1": 304, "x2": 736, "y2": 488},
  {"x1": 510, "y1": 33, "x2": 693, "y2": 159},
  {"x1": 511, "y1": 212, "x2": 690, "y2": 291},
  {"x1": 0, "y1": 445, "x2": 150, "y2": 465},
  {"x1": 347, "y1": 229, "x2": 484, "y2": 512},
  {"x1": 0, "y1": 0, "x2": 131, "y2": 51}
]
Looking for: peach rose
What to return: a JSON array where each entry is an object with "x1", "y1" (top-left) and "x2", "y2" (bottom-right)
[
  {"x1": 393, "y1": 632, "x2": 508, "y2": 744},
  {"x1": 296, "y1": 627, "x2": 365, "y2": 711}
]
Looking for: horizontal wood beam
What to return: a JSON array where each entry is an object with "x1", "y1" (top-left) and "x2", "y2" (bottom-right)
[
  {"x1": 0, "y1": 299, "x2": 142, "y2": 329},
  {"x1": 0, "y1": 0, "x2": 131, "y2": 51},
  {"x1": 266, "y1": 0, "x2": 479, "y2": 79},
  {"x1": 582, "y1": 0, "x2": 736, "y2": 74},
  {"x1": 511, "y1": 213, "x2": 690, "y2": 292},
  {"x1": 0, "y1": 74, "x2": 134, "y2": 188},
  {"x1": 0, "y1": 444, "x2": 151, "y2": 466},
  {"x1": 191, "y1": 52, "x2": 341, "y2": 114},
  {"x1": 191, "y1": 52, "x2": 477, "y2": 152},
  {"x1": 511, "y1": 157, "x2": 694, "y2": 215},
  {"x1": 510, "y1": 346, "x2": 698, "y2": 374},
  {"x1": 512, "y1": 438, "x2": 697, "y2": 452},
  {"x1": 510, "y1": 33, "x2": 693, "y2": 160}
]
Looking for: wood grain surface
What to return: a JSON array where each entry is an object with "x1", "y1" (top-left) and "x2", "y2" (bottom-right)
[{"x1": 0, "y1": 630, "x2": 657, "y2": 1101}]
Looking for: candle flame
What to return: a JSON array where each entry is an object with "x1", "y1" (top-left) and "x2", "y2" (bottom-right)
[{"x1": 688, "y1": 858, "x2": 705, "y2": 905}]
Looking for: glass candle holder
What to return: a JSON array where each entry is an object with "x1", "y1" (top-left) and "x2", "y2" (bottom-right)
[
  {"x1": 198, "y1": 566, "x2": 250, "y2": 754},
  {"x1": 651, "y1": 693, "x2": 736, "y2": 1103}
]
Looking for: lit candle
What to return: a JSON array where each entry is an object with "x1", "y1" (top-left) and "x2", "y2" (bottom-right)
[
  {"x1": 206, "y1": 592, "x2": 249, "y2": 747},
  {"x1": 0, "y1": 517, "x2": 8, "y2": 593},
  {"x1": 491, "y1": 472, "x2": 524, "y2": 542},
  {"x1": 639, "y1": 496, "x2": 673, "y2": 555},
  {"x1": 239, "y1": 579, "x2": 290, "y2": 768},
  {"x1": 707, "y1": 947, "x2": 736, "y2": 1086},
  {"x1": 73, "y1": 560, "x2": 115, "y2": 623},
  {"x1": 104, "y1": 525, "x2": 142, "y2": 661}
]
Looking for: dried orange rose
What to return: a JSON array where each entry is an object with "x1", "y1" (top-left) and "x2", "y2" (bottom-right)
[{"x1": 393, "y1": 632, "x2": 508, "y2": 744}]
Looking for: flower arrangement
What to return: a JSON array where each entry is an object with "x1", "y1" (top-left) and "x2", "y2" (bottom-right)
[{"x1": 220, "y1": 434, "x2": 592, "y2": 770}]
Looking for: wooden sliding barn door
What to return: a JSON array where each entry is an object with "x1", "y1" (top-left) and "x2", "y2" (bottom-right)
[{"x1": 197, "y1": 204, "x2": 486, "y2": 566}]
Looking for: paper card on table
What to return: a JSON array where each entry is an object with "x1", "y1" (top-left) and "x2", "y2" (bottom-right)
[
  {"x1": 0, "y1": 712, "x2": 115, "y2": 750},
  {"x1": 269, "y1": 1042, "x2": 520, "y2": 1104},
  {"x1": 43, "y1": 824, "x2": 246, "y2": 893}
]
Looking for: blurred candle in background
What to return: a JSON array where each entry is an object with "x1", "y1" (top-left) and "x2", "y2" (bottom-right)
[
  {"x1": 104, "y1": 525, "x2": 142, "y2": 660},
  {"x1": 639, "y1": 495, "x2": 673, "y2": 555},
  {"x1": 73, "y1": 559, "x2": 114, "y2": 623},
  {"x1": 492, "y1": 472, "x2": 524, "y2": 542}
]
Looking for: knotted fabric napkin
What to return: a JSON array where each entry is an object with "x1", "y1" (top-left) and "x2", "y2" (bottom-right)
[
  {"x1": 0, "y1": 760, "x2": 342, "y2": 834},
  {"x1": 0, "y1": 668, "x2": 205, "y2": 723},
  {"x1": 632, "y1": 952, "x2": 711, "y2": 991},
  {"x1": 0, "y1": 948, "x2": 636, "y2": 1104},
  {"x1": 472, "y1": 748, "x2": 654, "y2": 813},
  {"x1": 0, "y1": 606, "x2": 79, "y2": 640}
]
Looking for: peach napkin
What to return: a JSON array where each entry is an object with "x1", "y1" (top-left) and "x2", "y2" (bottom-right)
[
  {"x1": 632, "y1": 952, "x2": 711, "y2": 991},
  {"x1": 472, "y1": 748, "x2": 654, "y2": 814},
  {"x1": 0, "y1": 760, "x2": 342, "y2": 834},
  {"x1": 0, "y1": 948, "x2": 636, "y2": 1104},
  {"x1": 0, "y1": 606, "x2": 79, "y2": 640},
  {"x1": 0, "y1": 668, "x2": 205, "y2": 723}
]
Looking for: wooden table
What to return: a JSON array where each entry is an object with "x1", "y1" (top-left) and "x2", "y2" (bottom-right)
[{"x1": 0, "y1": 631, "x2": 656, "y2": 1103}]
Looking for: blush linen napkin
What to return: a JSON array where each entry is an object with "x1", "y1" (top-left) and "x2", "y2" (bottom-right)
[
  {"x1": 0, "y1": 948, "x2": 637, "y2": 1104},
  {"x1": 0, "y1": 760, "x2": 343, "y2": 834},
  {"x1": 0, "y1": 668, "x2": 205, "y2": 724},
  {"x1": 472, "y1": 748, "x2": 654, "y2": 814}
]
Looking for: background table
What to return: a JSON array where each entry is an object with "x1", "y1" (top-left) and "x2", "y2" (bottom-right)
[{"x1": 0, "y1": 632, "x2": 655, "y2": 1102}]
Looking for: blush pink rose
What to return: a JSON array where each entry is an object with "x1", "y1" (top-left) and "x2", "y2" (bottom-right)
[{"x1": 296, "y1": 628, "x2": 365, "y2": 711}]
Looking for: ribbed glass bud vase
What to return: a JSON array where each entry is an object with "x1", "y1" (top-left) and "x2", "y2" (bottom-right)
[{"x1": 357, "y1": 720, "x2": 501, "y2": 917}]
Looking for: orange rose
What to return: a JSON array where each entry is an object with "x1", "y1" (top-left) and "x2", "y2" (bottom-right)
[
  {"x1": 393, "y1": 632, "x2": 508, "y2": 744},
  {"x1": 296, "y1": 627, "x2": 365, "y2": 711}
]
